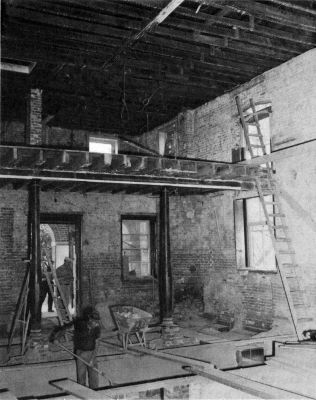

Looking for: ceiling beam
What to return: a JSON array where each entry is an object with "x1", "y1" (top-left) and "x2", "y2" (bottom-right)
[
  {"x1": 267, "y1": 0, "x2": 316, "y2": 16},
  {"x1": 102, "y1": 0, "x2": 185, "y2": 68},
  {"x1": 5, "y1": 4, "x2": 307, "y2": 62},
  {"x1": 215, "y1": 0, "x2": 316, "y2": 32},
  {"x1": 4, "y1": 21, "x2": 272, "y2": 74}
]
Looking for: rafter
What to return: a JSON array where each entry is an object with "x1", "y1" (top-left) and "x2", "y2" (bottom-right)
[{"x1": 214, "y1": 0, "x2": 316, "y2": 32}]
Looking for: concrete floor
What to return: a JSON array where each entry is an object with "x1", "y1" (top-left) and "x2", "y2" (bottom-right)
[{"x1": 1, "y1": 324, "x2": 311, "y2": 400}]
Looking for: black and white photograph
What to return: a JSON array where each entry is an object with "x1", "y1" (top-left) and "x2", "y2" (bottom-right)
[{"x1": 0, "y1": 0, "x2": 316, "y2": 398}]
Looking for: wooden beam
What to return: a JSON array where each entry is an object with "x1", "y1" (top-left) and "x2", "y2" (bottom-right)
[
  {"x1": 216, "y1": 0, "x2": 316, "y2": 32},
  {"x1": 188, "y1": 366, "x2": 307, "y2": 399},
  {"x1": 103, "y1": 0, "x2": 185, "y2": 68},
  {"x1": 5, "y1": 4, "x2": 304, "y2": 62},
  {"x1": 100, "y1": 339, "x2": 215, "y2": 370},
  {"x1": 0, "y1": 61, "x2": 36, "y2": 74},
  {"x1": 74, "y1": 0, "x2": 316, "y2": 46},
  {"x1": 2, "y1": 25, "x2": 278, "y2": 73},
  {"x1": 267, "y1": 0, "x2": 316, "y2": 16},
  {"x1": 240, "y1": 140, "x2": 316, "y2": 166},
  {"x1": 50, "y1": 379, "x2": 108, "y2": 400}
]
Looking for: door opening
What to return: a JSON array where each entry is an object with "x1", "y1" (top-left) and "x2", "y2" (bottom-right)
[{"x1": 39, "y1": 214, "x2": 81, "y2": 321}]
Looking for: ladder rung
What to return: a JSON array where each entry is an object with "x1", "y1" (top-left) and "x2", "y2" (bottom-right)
[
  {"x1": 272, "y1": 225, "x2": 288, "y2": 229},
  {"x1": 276, "y1": 238, "x2": 291, "y2": 242},
  {"x1": 279, "y1": 250, "x2": 295, "y2": 254},
  {"x1": 244, "y1": 110, "x2": 269, "y2": 120},
  {"x1": 248, "y1": 133, "x2": 260, "y2": 137},
  {"x1": 269, "y1": 213, "x2": 285, "y2": 217}
]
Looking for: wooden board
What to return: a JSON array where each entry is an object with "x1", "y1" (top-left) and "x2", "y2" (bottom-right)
[
  {"x1": 50, "y1": 378, "x2": 113, "y2": 400},
  {"x1": 189, "y1": 366, "x2": 308, "y2": 399}
]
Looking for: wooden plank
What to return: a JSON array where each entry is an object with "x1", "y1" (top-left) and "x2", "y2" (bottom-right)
[
  {"x1": 50, "y1": 378, "x2": 112, "y2": 400},
  {"x1": 188, "y1": 366, "x2": 307, "y2": 399},
  {"x1": 100, "y1": 339, "x2": 216, "y2": 370}
]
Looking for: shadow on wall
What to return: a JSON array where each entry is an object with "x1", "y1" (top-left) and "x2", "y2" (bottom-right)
[
  {"x1": 280, "y1": 187, "x2": 316, "y2": 235},
  {"x1": 203, "y1": 275, "x2": 244, "y2": 330}
]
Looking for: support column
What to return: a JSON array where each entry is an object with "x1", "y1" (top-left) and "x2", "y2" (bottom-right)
[
  {"x1": 158, "y1": 188, "x2": 199, "y2": 348},
  {"x1": 159, "y1": 187, "x2": 173, "y2": 321},
  {"x1": 29, "y1": 179, "x2": 42, "y2": 334}
]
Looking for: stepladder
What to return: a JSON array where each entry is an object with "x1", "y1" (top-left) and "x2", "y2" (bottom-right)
[{"x1": 236, "y1": 95, "x2": 312, "y2": 340}]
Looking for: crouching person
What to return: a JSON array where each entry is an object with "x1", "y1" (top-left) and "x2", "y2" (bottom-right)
[{"x1": 49, "y1": 306, "x2": 101, "y2": 389}]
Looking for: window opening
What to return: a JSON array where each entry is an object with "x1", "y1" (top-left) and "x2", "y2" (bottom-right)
[
  {"x1": 121, "y1": 217, "x2": 155, "y2": 279},
  {"x1": 89, "y1": 136, "x2": 118, "y2": 154},
  {"x1": 235, "y1": 196, "x2": 276, "y2": 271}
]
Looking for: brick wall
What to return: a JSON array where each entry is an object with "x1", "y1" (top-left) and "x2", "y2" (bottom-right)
[
  {"x1": 26, "y1": 89, "x2": 42, "y2": 145},
  {"x1": 0, "y1": 190, "x2": 160, "y2": 330},
  {"x1": 138, "y1": 49, "x2": 316, "y2": 332}
]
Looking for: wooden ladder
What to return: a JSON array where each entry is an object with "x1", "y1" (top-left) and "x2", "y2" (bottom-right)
[
  {"x1": 236, "y1": 95, "x2": 311, "y2": 340},
  {"x1": 42, "y1": 247, "x2": 72, "y2": 327}
]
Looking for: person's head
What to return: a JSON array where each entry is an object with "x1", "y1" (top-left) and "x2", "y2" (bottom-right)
[
  {"x1": 82, "y1": 305, "x2": 100, "y2": 321},
  {"x1": 64, "y1": 257, "x2": 72, "y2": 265}
]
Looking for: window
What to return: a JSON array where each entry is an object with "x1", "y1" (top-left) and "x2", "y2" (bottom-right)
[
  {"x1": 235, "y1": 196, "x2": 276, "y2": 271},
  {"x1": 89, "y1": 136, "x2": 118, "y2": 154},
  {"x1": 121, "y1": 216, "x2": 156, "y2": 279}
]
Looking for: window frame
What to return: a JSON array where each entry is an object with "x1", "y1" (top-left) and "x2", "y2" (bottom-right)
[
  {"x1": 120, "y1": 214, "x2": 157, "y2": 281},
  {"x1": 234, "y1": 196, "x2": 277, "y2": 272}
]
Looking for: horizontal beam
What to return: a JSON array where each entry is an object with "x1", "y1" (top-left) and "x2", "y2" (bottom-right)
[
  {"x1": 0, "y1": 174, "x2": 253, "y2": 191},
  {"x1": 240, "y1": 139, "x2": 316, "y2": 166},
  {"x1": 216, "y1": 0, "x2": 316, "y2": 32},
  {"x1": 0, "y1": 145, "x2": 257, "y2": 190}
]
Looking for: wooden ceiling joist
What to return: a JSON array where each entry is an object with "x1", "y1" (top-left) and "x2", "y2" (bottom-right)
[
  {"x1": 6, "y1": 3, "x2": 312, "y2": 60},
  {"x1": 103, "y1": 0, "x2": 185, "y2": 68},
  {"x1": 215, "y1": 0, "x2": 316, "y2": 32},
  {"x1": 2, "y1": 0, "x2": 314, "y2": 136}
]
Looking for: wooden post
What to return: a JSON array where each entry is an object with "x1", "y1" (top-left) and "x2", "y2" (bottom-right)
[
  {"x1": 29, "y1": 179, "x2": 42, "y2": 332},
  {"x1": 159, "y1": 187, "x2": 173, "y2": 321}
]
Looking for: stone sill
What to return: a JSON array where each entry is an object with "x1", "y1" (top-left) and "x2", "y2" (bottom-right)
[
  {"x1": 237, "y1": 268, "x2": 277, "y2": 276},
  {"x1": 122, "y1": 277, "x2": 156, "y2": 284}
]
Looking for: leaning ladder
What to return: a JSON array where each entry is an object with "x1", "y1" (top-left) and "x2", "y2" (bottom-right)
[
  {"x1": 236, "y1": 95, "x2": 311, "y2": 340},
  {"x1": 42, "y1": 246, "x2": 72, "y2": 326}
]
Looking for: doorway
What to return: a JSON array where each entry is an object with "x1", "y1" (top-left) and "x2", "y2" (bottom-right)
[{"x1": 40, "y1": 214, "x2": 81, "y2": 319}]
